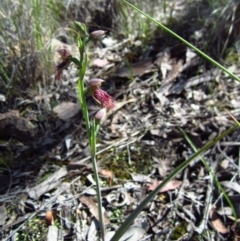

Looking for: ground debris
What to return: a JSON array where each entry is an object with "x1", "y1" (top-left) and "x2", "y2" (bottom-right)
[
  {"x1": 2, "y1": 1, "x2": 240, "y2": 240},
  {"x1": 0, "y1": 110, "x2": 35, "y2": 141}
]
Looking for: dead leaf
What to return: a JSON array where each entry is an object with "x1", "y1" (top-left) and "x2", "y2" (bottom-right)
[
  {"x1": 114, "y1": 58, "x2": 153, "y2": 78},
  {"x1": 147, "y1": 179, "x2": 182, "y2": 193},
  {"x1": 79, "y1": 196, "x2": 110, "y2": 225},
  {"x1": 45, "y1": 210, "x2": 57, "y2": 225},
  {"x1": 221, "y1": 181, "x2": 240, "y2": 194},
  {"x1": 92, "y1": 58, "x2": 109, "y2": 68},
  {"x1": 29, "y1": 167, "x2": 68, "y2": 199},
  {"x1": 105, "y1": 225, "x2": 146, "y2": 241},
  {"x1": 130, "y1": 173, "x2": 149, "y2": 183},
  {"x1": 47, "y1": 225, "x2": 58, "y2": 241},
  {"x1": 87, "y1": 220, "x2": 98, "y2": 240},
  {"x1": 0, "y1": 205, "x2": 7, "y2": 226},
  {"x1": 220, "y1": 159, "x2": 229, "y2": 169},
  {"x1": 0, "y1": 110, "x2": 35, "y2": 141},
  {"x1": 76, "y1": 209, "x2": 82, "y2": 216},
  {"x1": 34, "y1": 94, "x2": 52, "y2": 102},
  {"x1": 152, "y1": 156, "x2": 171, "y2": 177},
  {"x1": 0, "y1": 94, "x2": 6, "y2": 102},
  {"x1": 209, "y1": 209, "x2": 229, "y2": 234},
  {"x1": 0, "y1": 213, "x2": 32, "y2": 232},
  {"x1": 98, "y1": 169, "x2": 114, "y2": 186},
  {"x1": 53, "y1": 102, "x2": 80, "y2": 120}
]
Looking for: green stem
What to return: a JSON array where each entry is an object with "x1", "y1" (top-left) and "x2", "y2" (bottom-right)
[
  {"x1": 122, "y1": 0, "x2": 240, "y2": 83},
  {"x1": 91, "y1": 121, "x2": 105, "y2": 241},
  {"x1": 75, "y1": 33, "x2": 105, "y2": 240},
  {"x1": 78, "y1": 84, "x2": 90, "y2": 139},
  {"x1": 77, "y1": 40, "x2": 90, "y2": 139}
]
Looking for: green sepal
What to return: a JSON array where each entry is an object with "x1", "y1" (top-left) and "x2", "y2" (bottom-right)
[{"x1": 74, "y1": 21, "x2": 88, "y2": 38}]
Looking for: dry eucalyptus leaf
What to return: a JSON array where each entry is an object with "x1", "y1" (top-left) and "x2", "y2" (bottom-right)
[
  {"x1": 221, "y1": 181, "x2": 240, "y2": 194},
  {"x1": 130, "y1": 173, "x2": 149, "y2": 183},
  {"x1": 105, "y1": 226, "x2": 146, "y2": 241},
  {"x1": 87, "y1": 219, "x2": 98, "y2": 241},
  {"x1": 0, "y1": 213, "x2": 32, "y2": 233},
  {"x1": 0, "y1": 94, "x2": 6, "y2": 102},
  {"x1": 53, "y1": 102, "x2": 80, "y2": 120},
  {"x1": 209, "y1": 209, "x2": 229, "y2": 234},
  {"x1": 92, "y1": 58, "x2": 109, "y2": 68},
  {"x1": 147, "y1": 179, "x2": 182, "y2": 193},
  {"x1": 114, "y1": 58, "x2": 153, "y2": 78},
  {"x1": 98, "y1": 169, "x2": 114, "y2": 185},
  {"x1": 102, "y1": 36, "x2": 117, "y2": 47},
  {"x1": 119, "y1": 225, "x2": 146, "y2": 241},
  {"x1": 152, "y1": 156, "x2": 171, "y2": 177},
  {"x1": 217, "y1": 206, "x2": 232, "y2": 216},
  {"x1": 82, "y1": 188, "x2": 97, "y2": 196},
  {"x1": 29, "y1": 166, "x2": 68, "y2": 199},
  {"x1": 220, "y1": 159, "x2": 229, "y2": 169},
  {"x1": 45, "y1": 210, "x2": 57, "y2": 225},
  {"x1": 0, "y1": 205, "x2": 7, "y2": 226},
  {"x1": 79, "y1": 196, "x2": 110, "y2": 225},
  {"x1": 47, "y1": 225, "x2": 58, "y2": 241},
  {"x1": 105, "y1": 231, "x2": 115, "y2": 241}
]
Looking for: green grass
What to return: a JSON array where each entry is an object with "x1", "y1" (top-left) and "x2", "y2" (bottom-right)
[
  {"x1": 15, "y1": 216, "x2": 48, "y2": 241},
  {"x1": 0, "y1": 0, "x2": 71, "y2": 98},
  {"x1": 117, "y1": 0, "x2": 172, "y2": 44}
]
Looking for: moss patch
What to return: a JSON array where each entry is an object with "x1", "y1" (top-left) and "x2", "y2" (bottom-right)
[{"x1": 101, "y1": 145, "x2": 153, "y2": 181}]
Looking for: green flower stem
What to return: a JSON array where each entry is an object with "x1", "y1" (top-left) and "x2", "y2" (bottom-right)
[
  {"x1": 77, "y1": 80, "x2": 90, "y2": 139},
  {"x1": 77, "y1": 39, "x2": 91, "y2": 139},
  {"x1": 75, "y1": 32, "x2": 105, "y2": 240},
  {"x1": 91, "y1": 120, "x2": 105, "y2": 241},
  {"x1": 122, "y1": 0, "x2": 240, "y2": 83}
]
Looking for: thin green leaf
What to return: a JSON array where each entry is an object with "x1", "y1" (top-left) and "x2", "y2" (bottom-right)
[{"x1": 71, "y1": 57, "x2": 80, "y2": 66}]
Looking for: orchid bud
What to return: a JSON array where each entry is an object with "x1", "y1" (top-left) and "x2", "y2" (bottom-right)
[
  {"x1": 95, "y1": 108, "x2": 107, "y2": 122},
  {"x1": 89, "y1": 30, "x2": 107, "y2": 41},
  {"x1": 74, "y1": 21, "x2": 88, "y2": 37},
  {"x1": 89, "y1": 78, "x2": 105, "y2": 88}
]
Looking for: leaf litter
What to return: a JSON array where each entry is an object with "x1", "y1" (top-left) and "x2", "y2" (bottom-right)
[{"x1": 1, "y1": 1, "x2": 240, "y2": 241}]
